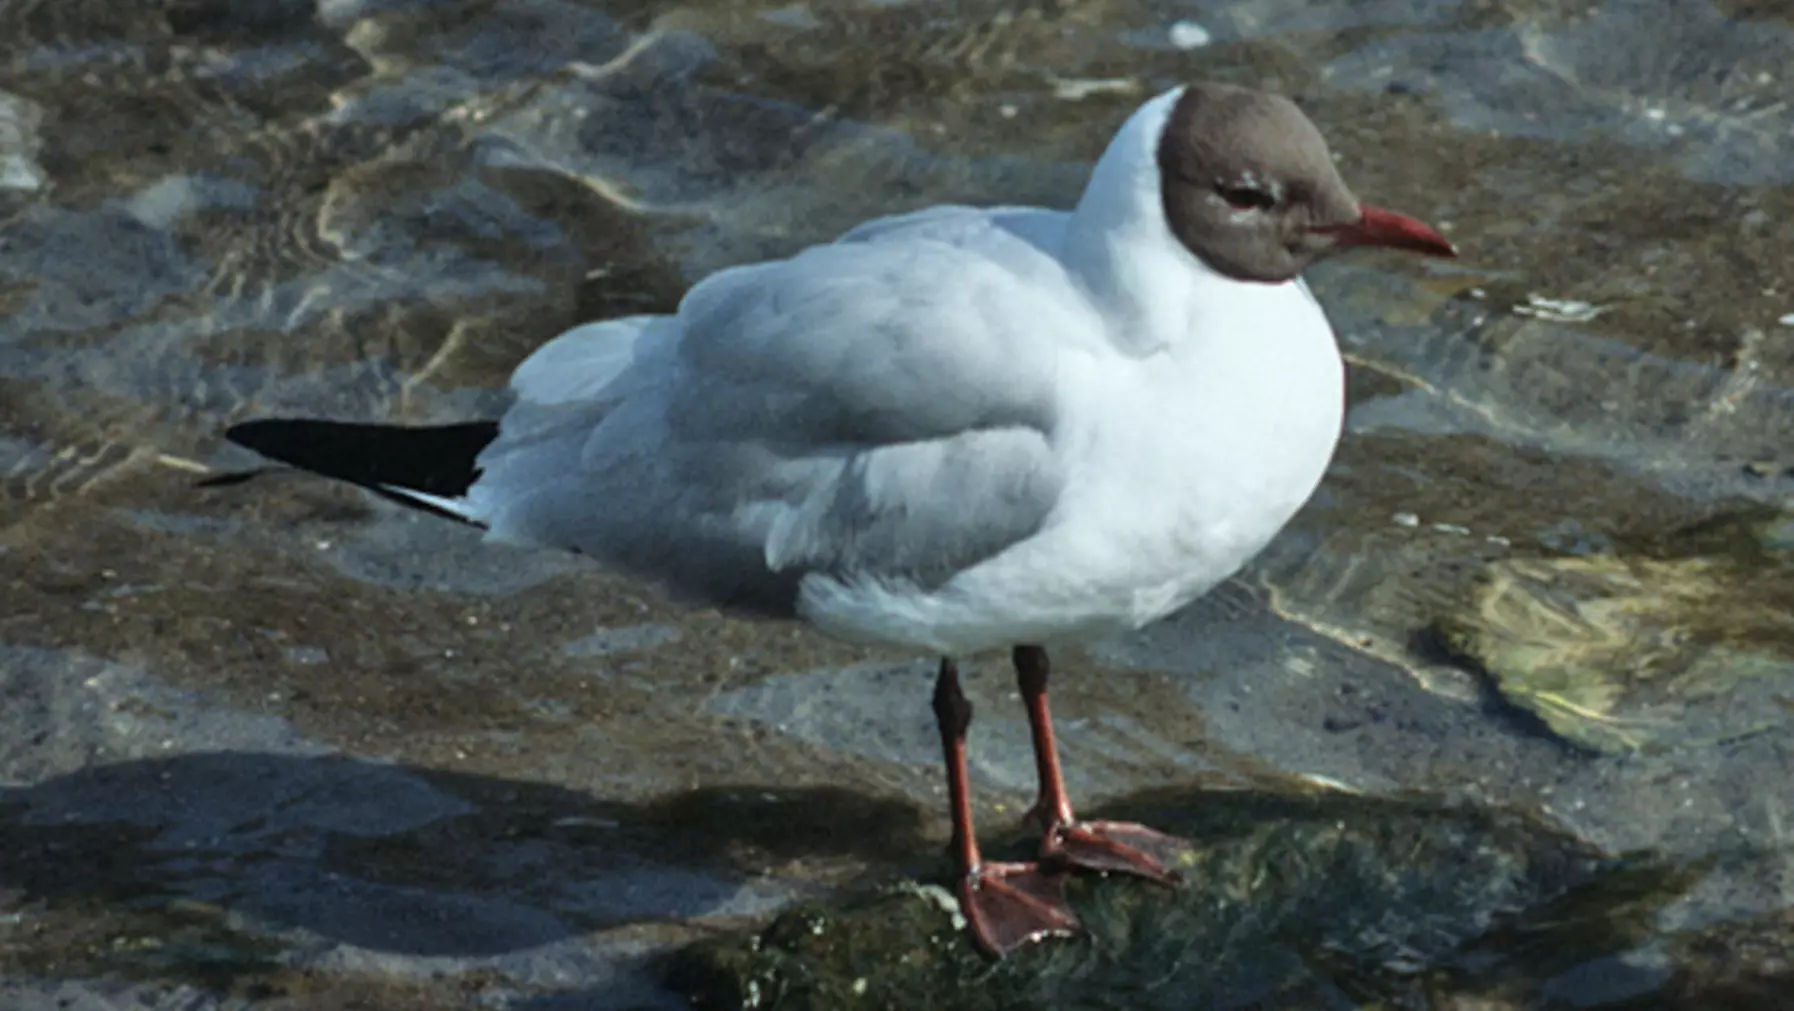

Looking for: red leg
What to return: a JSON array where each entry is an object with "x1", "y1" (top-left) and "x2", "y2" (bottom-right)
[
  {"x1": 1014, "y1": 645, "x2": 1192, "y2": 882},
  {"x1": 932, "y1": 657, "x2": 1079, "y2": 956}
]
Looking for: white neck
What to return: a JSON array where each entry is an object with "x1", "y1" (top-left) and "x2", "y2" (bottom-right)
[{"x1": 1062, "y1": 87, "x2": 1302, "y2": 358}]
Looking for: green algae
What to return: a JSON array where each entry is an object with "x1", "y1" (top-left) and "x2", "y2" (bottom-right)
[
  {"x1": 1433, "y1": 510, "x2": 1794, "y2": 754},
  {"x1": 669, "y1": 790, "x2": 1689, "y2": 1010}
]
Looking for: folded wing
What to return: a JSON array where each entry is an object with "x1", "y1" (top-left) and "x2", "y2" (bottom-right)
[{"x1": 470, "y1": 208, "x2": 1093, "y2": 613}]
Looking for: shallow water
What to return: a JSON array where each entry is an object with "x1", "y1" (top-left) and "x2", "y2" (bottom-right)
[{"x1": 4, "y1": 0, "x2": 1794, "y2": 1008}]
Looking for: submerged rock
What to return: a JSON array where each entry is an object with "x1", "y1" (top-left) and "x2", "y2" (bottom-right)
[
  {"x1": 1432, "y1": 511, "x2": 1794, "y2": 754},
  {"x1": 1653, "y1": 907, "x2": 1794, "y2": 1010},
  {"x1": 669, "y1": 790, "x2": 1688, "y2": 1011}
]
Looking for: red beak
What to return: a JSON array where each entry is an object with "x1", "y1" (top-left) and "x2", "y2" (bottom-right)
[{"x1": 1317, "y1": 204, "x2": 1457, "y2": 258}]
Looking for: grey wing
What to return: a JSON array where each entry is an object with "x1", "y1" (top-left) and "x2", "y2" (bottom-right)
[
  {"x1": 668, "y1": 212, "x2": 1081, "y2": 443},
  {"x1": 479, "y1": 219, "x2": 1078, "y2": 611},
  {"x1": 666, "y1": 224, "x2": 1078, "y2": 594},
  {"x1": 545, "y1": 400, "x2": 1062, "y2": 614},
  {"x1": 759, "y1": 426, "x2": 1062, "y2": 591}
]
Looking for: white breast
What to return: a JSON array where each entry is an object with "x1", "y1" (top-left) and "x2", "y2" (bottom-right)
[
  {"x1": 1007, "y1": 274, "x2": 1344, "y2": 630},
  {"x1": 793, "y1": 87, "x2": 1346, "y2": 655},
  {"x1": 798, "y1": 273, "x2": 1344, "y2": 655}
]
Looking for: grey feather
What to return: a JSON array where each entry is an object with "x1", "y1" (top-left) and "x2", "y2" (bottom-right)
[{"x1": 469, "y1": 206, "x2": 1081, "y2": 613}]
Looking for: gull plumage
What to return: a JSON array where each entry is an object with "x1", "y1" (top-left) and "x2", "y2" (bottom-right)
[{"x1": 224, "y1": 82, "x2": 1456, "y2": 955}]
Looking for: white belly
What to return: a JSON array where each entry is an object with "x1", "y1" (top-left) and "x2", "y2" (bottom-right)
[
  {"x1": 798, "y1": 282, "x2": 1345, "y2": 655},
  {"x1": 1000, "y1": 332, "x2": 1344, "y2": 633}
]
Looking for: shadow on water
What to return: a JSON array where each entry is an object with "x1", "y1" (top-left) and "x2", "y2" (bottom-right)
[
  {"x1": 0, "y1": 752, "x2": 929, "y2": 952},
  {"x1": 0, "y1": 750, "x2": 929, "y2": 1007},
  {"x1": 0, "y1": 753, "x2": 1745, "y2": 1010}
]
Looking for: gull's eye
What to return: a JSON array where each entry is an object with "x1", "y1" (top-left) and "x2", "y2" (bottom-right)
[{"x1": 1216, "y1": 184, "x2": 1276, "y2": 211}]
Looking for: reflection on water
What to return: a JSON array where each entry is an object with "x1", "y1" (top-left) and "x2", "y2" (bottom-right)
[{"x1": 3, "y1": 0, "x2": 1794, "y2": 1008}]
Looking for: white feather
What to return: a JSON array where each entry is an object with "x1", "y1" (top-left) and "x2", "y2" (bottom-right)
[
  {"x1": 507, "y1": 315, "x2": 666, "y2": 407},
  {"x1": 457, "y1": 86, "x2": 1346, "y2": 653},
  {"x1": 377, "y1": 486, "x2": 477, "y2": 520}
]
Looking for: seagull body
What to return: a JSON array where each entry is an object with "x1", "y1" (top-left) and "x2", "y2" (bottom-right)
[
  {"x1": 447, "y1": 89, "x2": 1342, "y2": 652},
  {"x1": 224, "y1": 83, "x2": 1455, "y2": 955}
]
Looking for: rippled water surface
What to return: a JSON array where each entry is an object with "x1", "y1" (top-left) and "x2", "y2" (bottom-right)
[{"x1": 5, "y1": 1, "x2": 1794, "y2": 1008}]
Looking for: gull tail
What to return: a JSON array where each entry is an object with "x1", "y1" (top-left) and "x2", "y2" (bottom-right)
[{"x1": 211, "y1": 419, "x2": 499, "y2": 525}]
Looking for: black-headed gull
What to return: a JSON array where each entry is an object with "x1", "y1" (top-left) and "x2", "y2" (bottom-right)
[{"x1": 222, "y1": 81, "x2": 1456, "y2": 956}]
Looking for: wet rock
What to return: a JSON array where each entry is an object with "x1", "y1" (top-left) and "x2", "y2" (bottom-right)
[
  {"x1": 4, "y1": 0, "x2": 1794, "y2": 1006},
  {"x1": 0, "y1": 88, "x2": 45, "y2": 192},
  {"x1": 669, "y1": 791, "x2": 1688, "y2": 1011},
  {"x1": 1325, "y1": 0, "x2": 1794, "y2": 185},
  {"x1": 1652, "y1": 907, "x2": 1794, "y2": 1009},
  {"x1": 1431, "y1": 511, "x2": 1794, "y2": 753}
]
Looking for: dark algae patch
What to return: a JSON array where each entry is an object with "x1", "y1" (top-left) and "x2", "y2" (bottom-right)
[{"x1": 670, "y1": 790, "x2": 1691, "y2": 1010}]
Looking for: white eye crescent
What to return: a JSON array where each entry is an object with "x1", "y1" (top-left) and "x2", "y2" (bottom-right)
[{"x1": 1216, "y1": 184, "x2": 1276, "y2": 211}]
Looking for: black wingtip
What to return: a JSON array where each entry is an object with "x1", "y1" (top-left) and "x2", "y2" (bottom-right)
[{"x1": 223, "y1": 418, "x2": 500, "y2": 499}]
